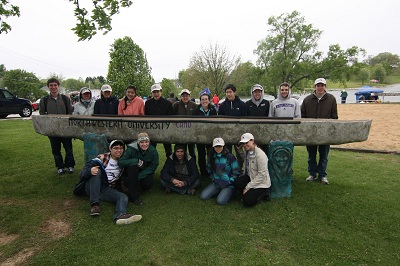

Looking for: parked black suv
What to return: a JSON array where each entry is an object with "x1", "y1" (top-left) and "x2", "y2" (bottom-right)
[{"x1": 0, "y1": 88, "x2": 33, "y2": 118}]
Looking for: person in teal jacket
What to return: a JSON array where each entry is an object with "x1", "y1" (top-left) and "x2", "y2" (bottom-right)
[{"x1": 118, "y1": 132, "x2": 159, "y2": 205}]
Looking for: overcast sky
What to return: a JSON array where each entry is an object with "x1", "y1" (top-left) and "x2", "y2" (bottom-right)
[{"x1": 1, "y1": 0, "x2": 399, "y2": 83}]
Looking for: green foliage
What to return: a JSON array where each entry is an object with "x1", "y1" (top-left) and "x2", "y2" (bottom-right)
[
  {"x1": 359, "y1": 67, "x2": 371, "y2": 85},
  {"x1": 160, "y1": 78, "x2": 178, "y2": 99},
  {"x1": 1, "y1": 120, "x2": 400, "y2": 264},
  {"x1": 0, "y1": 63, "x2": 6, "y2": 78},
  {"x1": 2, "y1": 69, "x2": 43, "y2": 100},
  {"x1": 106, "y1": 36, "x2": 154, "y2": 97},
  {"x1": 0, "y1": 0, "x2": 20, "y2": 34},
  {"x1": 229, "y1": 61, "x2": 267, "y2": 96},
  {"x1": 367, "y1": 52, "x2": 400, "y2": 75},
  {"x1": 372, "y1": 64, "x2": 387, "y2": 83},
  {"x1": 63, "y1": 78, "x2": 85, "y2": 91}
]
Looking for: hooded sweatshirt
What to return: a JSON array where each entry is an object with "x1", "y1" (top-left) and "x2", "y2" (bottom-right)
[
  {"x1": 245, "y1": 88, "x2": 270, "y2": 116},
  {"x1": 73, "y1": 87, "x2": 95, "y2": 115},
  {"x1": 269, "y1": 87, "x2": 301, "y2": 118}
]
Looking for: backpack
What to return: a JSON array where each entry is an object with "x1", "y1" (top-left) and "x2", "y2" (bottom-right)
[{"x1": 43, "y1": 94, "x2": 69, "y2": 114}]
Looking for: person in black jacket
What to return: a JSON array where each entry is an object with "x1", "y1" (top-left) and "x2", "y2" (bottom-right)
[
  {"x1": 245, "y1": 84, "x2": 269, "y2": 117},
  {"x1": 160, "y1": 144, "x2": 200, "y2": 195},
  {"x1": 93, "y1": 84, "x2": 119, "y2": 115},
  {"x1": 73, "y1": 140, "x2": 142, "y2": 225},
  {"x1": 144, "y1": 84, "x2": 174, "y2": 157}
]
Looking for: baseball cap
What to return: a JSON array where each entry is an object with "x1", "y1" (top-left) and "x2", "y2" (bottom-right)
[
  {"x1": 252, "y1": 84, "x2": 264, "y2": 92},
  {"x1": 239, "y1": 133, "x2": 254, "y2": 143},
  {"x1": 180, "y1": 89, "x2": 191, "y2": 95},
  {"x1": 109, "y1": 140, "x2": 124, "y2": 149},
  {"x1": 212, "y1": 137, "x2": 225, "y2": 147},
  {"x1": 101, "y1": 84, "x2": 112, "y2": 92},
  {"x1": 151, "y1": 84, "x2": 162, "y2": 92},
  {"x1": 314, "y1": 78, "x2": 326, "y2": 86}
]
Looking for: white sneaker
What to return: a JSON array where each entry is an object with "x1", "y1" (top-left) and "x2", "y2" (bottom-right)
[
  {"x1": 321, "y1": 177, "x2": 329, "y2": 185},
  {"x1": 306, "y1": 175, "x2": 316, "y2": 182},
  {"x1": 115, "y1": 214, "x2": 142, "y2": 225}
]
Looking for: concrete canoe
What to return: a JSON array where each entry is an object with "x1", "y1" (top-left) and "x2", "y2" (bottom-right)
[{"x1": 32, "y1": 115, "x2": 372, "y2": 145}]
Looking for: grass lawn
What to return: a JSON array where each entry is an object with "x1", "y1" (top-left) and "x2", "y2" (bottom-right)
[{"x1": 1, "y1": 120, "x2": 400, "y2": 265}]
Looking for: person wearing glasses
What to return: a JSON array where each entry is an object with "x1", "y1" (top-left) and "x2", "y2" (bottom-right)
[
  {"x1": 233, "y1": 133, "x2": 271, "y2": 207},
  {"x1": 144, "y1": 84, "x2": 174, "y2": 157},
  {"x1": 72, "y1": 140, "x2": 142, "y2": 225},
  {"x1": 192, "y1": 93, "x2": 217, "y2": 177},
  {"x1": 269, "y1": 82, "x2": 301, "y2": 118},
  {"x1": 118, "y1": 132, "x2": 159, "y2": 206}
]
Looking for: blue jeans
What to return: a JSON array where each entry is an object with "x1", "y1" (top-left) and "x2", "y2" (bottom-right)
[
  {"x1": 48, "y1": 136, "x2": 75, "y2": 169},
  {"x1": 85, "y1": 172, "x2": 128, "y2": 220},
  {"x1": 306, "y1": 145, "x2": 330, "y2": 178},
  {"x1": 200, "y1": 183, "x2": 234, "y2": 205},
  {"x1": 161, "y1": 179, "x2": 200, "y2": 194}
]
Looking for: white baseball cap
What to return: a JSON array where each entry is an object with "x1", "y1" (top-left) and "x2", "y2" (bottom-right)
[
  {"x1": 252, "y1": 84, "x2": 264, "y2": 92},
  {"x1": 101, "y1": 84, "x2": 112, "y2": 92},
  {"x1": 239, "y1": 133, "x2": 254, "y2": 143},
  {"x1": 180, "y1": 89, "x2": 191, "y2": 95},
  {"x1": 151, "y1": 84, "x2": 162, "y2": 92},
  {"x1": 212, "y1": 137, "x2": 225, "y2": 147},
  {"x1": 314, "y1": 78, "x2": 326, "y2": 86}
]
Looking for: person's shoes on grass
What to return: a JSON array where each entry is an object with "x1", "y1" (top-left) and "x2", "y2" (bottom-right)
[
  {"x1": 115, "y1": 214, "x2": 142, "y2": 225},
  {"x1": 306, "y1": 175, "x2": 316, "y2": 182},
  {"x1": 187, "y1": 189, "x2": 196, "y2": 195},
  {"x1": 90, "y1": 205, "x2": 100, "y2": 216},
  {"x1": 58, "y1": 168, "x2": 65, "y2": 175},
  {"x1": 321, "y1": 177, "x2": 329, "y2": 185},
  {"x1": 67, "y1": 167, "x2": 74, "y2": 174}
]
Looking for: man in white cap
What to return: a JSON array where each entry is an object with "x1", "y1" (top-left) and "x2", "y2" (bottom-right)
[
  {"x1": 144, "y1": 84, "x2": 174, "y2": 157},
  {"x1": 245, "y1": 84, "x2": 270, "y2": 117},
  {"x1": 94, "y1": 84, "x2": 119, "y2": 115},
  {"x1": 301, "y1": 78, "x2": 338, "y2": 185},
  {"x1": 172, "y1": 88, "x2": 198, "y2": 158}
]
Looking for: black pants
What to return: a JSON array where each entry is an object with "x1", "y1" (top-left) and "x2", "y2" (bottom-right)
[
  {"x1": 151, "y1": 142, "x2": 172, "y2": 157},
  {"x1": 48, "y1": 136, "x2": 75, "y2": 169},
  {"x1": 124, "y1": 165, "x2": 153, "y2": 201},
  {"x1": 234, "y1": 174, "x2": 269, "y2": 207},
  {"x1": 197, "y1": 144, "x2": 211, "y2": 176}
]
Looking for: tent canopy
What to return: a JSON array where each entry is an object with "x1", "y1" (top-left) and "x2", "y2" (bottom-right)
[{"x1": 355, "y1": 86, "x2": 383, "y2": 95}]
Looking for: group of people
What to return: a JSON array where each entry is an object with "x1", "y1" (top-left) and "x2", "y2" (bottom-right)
[{"x1": 40, "y1": 77, "x2": 338, "y2": 225}]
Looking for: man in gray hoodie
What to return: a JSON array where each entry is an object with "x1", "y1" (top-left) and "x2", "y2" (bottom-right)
[{"x1": 269, "y1": 82, "x2": 301, "y2": 118}]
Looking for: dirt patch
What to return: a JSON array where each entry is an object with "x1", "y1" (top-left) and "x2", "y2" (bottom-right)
[
  {"x1": 1, "y1": 248, "x2": 36, "y2": 266},
  {"x1": 0, "y1": 233, "x2": 18, "y2": 245},
  {"x1": 333, "y1": 104, "x2": 400, "y2": 152},
  {"x1": 41, "y1": 219, "x2": 72, "y2": 240}
]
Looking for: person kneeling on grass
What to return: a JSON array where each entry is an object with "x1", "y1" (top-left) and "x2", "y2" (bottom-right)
[
  {"x1": 73, "y1": 140, "x2": 142, "y2": 225},
  {"x1": 200, "y1": 137, "x2": 240, "y2": 205},
  {"x1": 161, "y1": 144, "x2": 200, "y2": 195},
  {"x1": 233, "y1": 133, "x2": 271, "y2": 207}
]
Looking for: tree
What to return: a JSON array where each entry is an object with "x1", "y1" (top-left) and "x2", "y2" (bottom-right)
[
  {"x1": 106, "y1": 36, "x2": 154, "y2": 97},
  {"x1": 188, "y1": 43, "x2": 241, "y2": 96},
  {"x1": 372, "y1": 64, "x2": 386, "y2": 83},
  {"x1": 229, "y1": 61, "x2": 266, "y2": 96},
  {"x1": 160, "y1": 78, "x2": 178, "y2": 99},
  {"x1": 2, "y1": 69, "x2": 44, "y2": 100},
  {"x1": 367, "y1": 52, "x2": 400, "y2": 75},
  {"x1": 359, "y1": 67, "x2": 371, "y2": 85},
  {"x1": 63, "y1": 78, "x2": 85, "y2": 91},
  {"x1": 0, "y1": 0, "x2": 132, "y2": 41},
  {"x1": 0, "y1": 64, "x2": 6, "y2": 78},
  {"x1": 254, "y1": 11, "x2": 365, "y2": 95}
]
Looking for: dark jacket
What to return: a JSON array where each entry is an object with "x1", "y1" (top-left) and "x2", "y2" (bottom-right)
[
  {"x1": 118, "y1": 141, "x2": 159, "y2": 180},
  {"x1": 144, "y1": 97, "x2": 174, "y2": 115},
  {"x1": 192, "y1": 104, "x2": 218, "y2": 116},
  {"x1": 73, "y1": 152, "x2": 120, "y2": 196},
  {"x1": 245, "y1": 99, "x2": 270, "y2": 116},
  {"x1": 218, "y1": 96, "x2": 247, "y2": 116},
  {"x1": 301, "y1": 92, "x2": 338, "y2": 119},
  {"x1": 161, "y1": 153, "x2": 199, "y2": 186},
  {"x1": 173, "y1": 100, "x2": 198, "y2": 115},
  {"x1": 94, "y1": 96, "x2": 119, "y2": 115},
  {"x1": 39, "y1": 94, "x2": 73, "y2": 115}
]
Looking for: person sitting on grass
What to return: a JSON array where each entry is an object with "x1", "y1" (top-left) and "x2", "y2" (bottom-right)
[
  {"x1": 161, "y1": 144, "x2": 200, "y2": 195},
  {"x1": 200, "y1": 137, "x2": 241, "y2": 205},
  {"x1": 73, "y1": 140, "x2": 142, "y2": 225}
]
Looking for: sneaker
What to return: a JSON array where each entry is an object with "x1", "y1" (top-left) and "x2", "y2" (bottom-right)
[
  {"x1": 321, "y1": 177, "x2": 330, "y2": 185},
  {"x1": 90, "y1": 205, "x2": 100, "y2": 216},
  {"x1": 306, "y1": 175, "x2": 316, "y2": 182},
  {"x1": 187, "y1": 189, "x2": 196, "y2": 195},
  {"x1": 67, "y1": 167, "x2": 74, "y2": 174},
  {"x1": 58, "y1": 168, "x2": 65, "y2": 175},
  {"x1": 115, "y1": 214, "x2": 142, "y2": 225}
]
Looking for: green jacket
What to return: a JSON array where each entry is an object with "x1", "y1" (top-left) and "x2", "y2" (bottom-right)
[{"x1": 118, "y1": 141, "x2": 159, "y2": 180}]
